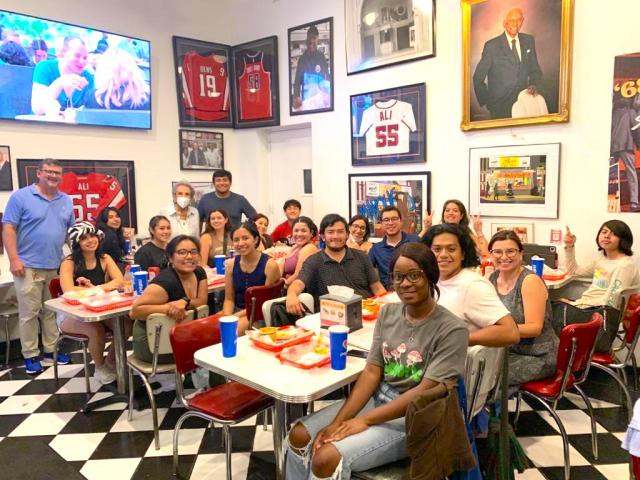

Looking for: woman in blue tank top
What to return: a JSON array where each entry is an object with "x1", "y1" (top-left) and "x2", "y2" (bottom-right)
[{"x1": 222, "y1": 221, "x2": 280, "y2": 335}]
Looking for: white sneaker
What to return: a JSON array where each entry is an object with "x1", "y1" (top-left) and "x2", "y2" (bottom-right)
[{"x1": 94, "y1": 364, "x2": 116, "y2": 384}]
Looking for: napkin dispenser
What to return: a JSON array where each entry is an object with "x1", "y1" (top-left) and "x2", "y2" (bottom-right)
[{"x1": 319, "y1": 293, "x2": 362, "y2": 332}]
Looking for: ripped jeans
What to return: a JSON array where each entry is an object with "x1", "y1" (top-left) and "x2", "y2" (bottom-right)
[{"x1": 285, "y1": 383, "x2": 407, "y2": 479}]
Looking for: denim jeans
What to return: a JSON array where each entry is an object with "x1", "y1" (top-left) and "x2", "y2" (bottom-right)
[{"x1": 285, "y1": 383, "x2": 407, "y2": 479}]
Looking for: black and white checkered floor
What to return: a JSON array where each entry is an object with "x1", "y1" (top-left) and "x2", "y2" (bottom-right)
[{"x1": 0, "y1": 344, "x2": 634, "y2": 480}]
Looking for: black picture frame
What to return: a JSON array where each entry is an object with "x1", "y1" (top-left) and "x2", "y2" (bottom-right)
[
  {"x1": 231, "y1": 36, "x2": 280, "y2": 128},
  {"x1": 172, "y1": 36, "x2": 233, "y2": 129},
  {"x1": 350, "y1": 83, "x2": 426, "y2": 166},
  {"x1": 0, "y1": 145, "x2": 13, "y2": 191},
  {"x1": 287, "y1": 17, "x2": 334, "y2": 116},
  {"x1": 17, "y1": 159, "x2": 138, "y2": 229},
  {"x1": 179, "y1": 129, "x2": 224, "y2": 171}
]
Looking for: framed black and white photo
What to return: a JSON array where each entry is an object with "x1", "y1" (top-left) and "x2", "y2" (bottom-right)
[
  {"x1": 172, "y1": 36, "x2": 233, "y2": 129},
  {"x1": 345, "y1": 0, "x2": 435, "y2": 75},
  {"x1": 469, "y1": 143, "x2": 560, "y2": 218},
  {"x1": 288, "y1": 17, "x2": 334, "y2": 115},
  {"x1": 350, "y1": 83, "x2": 426, "y2": 167},
  {"x1": 0, "y1": 145, "x2": 13, "y2": 191},
  {"x1": 179, "y1": 129, "x2": 224, "y2": 171}
]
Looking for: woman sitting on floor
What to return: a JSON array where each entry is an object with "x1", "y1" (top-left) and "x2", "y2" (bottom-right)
[{"x1": 285, "y1": 242, "x2": 469, "y2": 479}]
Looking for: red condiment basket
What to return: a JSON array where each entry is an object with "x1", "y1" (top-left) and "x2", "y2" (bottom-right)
[{"x1": 249, "y1": 327, "x2": 314, "y2": 352}]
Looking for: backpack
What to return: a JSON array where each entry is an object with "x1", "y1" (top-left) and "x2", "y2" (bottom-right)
[{"x1": 269, "y1": 300, "x2": 312, "y2": 327}]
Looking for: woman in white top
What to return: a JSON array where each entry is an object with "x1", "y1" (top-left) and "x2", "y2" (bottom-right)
[
  {"x1": 563, "y1": 220, "x2": 640, "y2": 308},
  {"x1": 160, "y1": 181, "x2": 200, "y2": 239},
  {"x1": 422, "y1": 223, "x2": 519, "y2": 347}
]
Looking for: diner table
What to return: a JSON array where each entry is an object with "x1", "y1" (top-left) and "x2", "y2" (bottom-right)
[{"x1": 194, "y1": 335, "x2": 367, "y2": 480}]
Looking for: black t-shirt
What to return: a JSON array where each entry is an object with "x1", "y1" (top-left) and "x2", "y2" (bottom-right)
[
  {"x1": 151, "y1": 265, "x2": 207, "y2": 301},
  {"x1": 134, "y1": 242, "x2": 169, "y2": 272}
]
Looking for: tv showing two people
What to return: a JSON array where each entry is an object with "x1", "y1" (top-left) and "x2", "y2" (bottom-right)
[{"x1": 0, "y1": 10, "x2": 151, "y2": 129}]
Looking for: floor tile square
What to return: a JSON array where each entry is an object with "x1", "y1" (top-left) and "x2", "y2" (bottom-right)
[
  {"x1": 60, "y1": 410, "x2": 122, "y2": 434},
  {"x1": 514, "y1": 468, "x2": 548, "y2": 479},
  {"x1": 512, "y1": 411, "x2": 559, "y2": 437},
  {"x1": 159, "y1": 407, "x2": 210, "y2": 430},
  {"x1": 9, "y1": 412, "x2": 76, "y2": 436},
  {"x1": 36, "y1": 364, "x2": 85, "y2": 380},
  {"x1": 189, "y1": 452, "x2": 251, "y2": 480},
  {"x1": 252, "y1": 426, "x2": 274, "y2": 452},
  {"x1": 595, "y1": 462, "x2": 633, "y2": 479},
  {"x1": 538, "y1": 464, "x2": 608, "y2": 479},
  {"x1": 519, "y1": 435, "x2": 590, "y2": 467},
  {"x1": 508, "y1": 397, "x2": 534, "y2": 412},
  {"x1": 536, "y1": 409, "x2": 607, "y2": 435},
  {"x1": 144, "y1": 428, "x2": 205, "y2": 457},
  {"x1": 34, "y1": 392, "x2": 90, "y2": 413},
  {"x1": 564, "y1": 392, "x2": 619, "y2": 409},
  {"x1": 246, "y1": 451, "x2": 277, "y2": 480},
  {"x1": 90, "y1": 431, "x2": 155, "y2": 459},
  {"x1": 0, "y1": 368, "x2": 35, "y2": 381},
  {"x1": 49, "y1": 432, "x2": 107, "y2": 461},
  {"x1": 56, "y1": 376, "x2": 102, "y2": 394},
  {"x1": 0, "y1": 414, "x2": 28, "y2": 436},
  {"x1": 198, "y1": 425, "x2": 256, "y2": 454},
  {"x1": 593, "y1": 407, "x2": 631, "y2": 433},
  {"x1": 87, "y1": 392, "x2": 128, "y2": 411},
  {"x1": 0, "y1": 393, "x2": 50, "y2": 414},
  {"x1": 569, "y1": 433, "x2": 631, "y2": 464},
  {"x1": 80, "y1": 457, "x2": 141, "y2": 480},
  {"x1": 132, "y1": 455, "x2": 196, "y2": 480},
  {"x1": 13, "y1": 378, "x2": 63, "y2": 395},
  {"x1": 0, "y1": 380, "x2": 30, "y2": 396},
  {"x1": 110, "y1": 408, "x2": 169, "y2": 432}
]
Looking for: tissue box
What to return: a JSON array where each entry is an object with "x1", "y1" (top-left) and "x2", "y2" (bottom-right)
[{"x1": 319, "y1": 294, "x2": 362, "y2": 331}]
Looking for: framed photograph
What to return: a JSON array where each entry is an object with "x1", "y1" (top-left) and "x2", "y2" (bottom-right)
[
  {"x1": 0, "y1": 146, "x2": 13, "y2": 191},
  {"x1": 469, "y1": 143, "x2": 560, "y2": 218},
  {"x1": 17, "y1": 159, "x2": 138, "y2": 229},
  {"x1": 171, "y1": 181, "x2": 211, "y2": 206},
  {"x1": 461, "y1": 0, "x2": 574, "y2": 131},
  {"x1": 172, "y1": 36, "x2": 233, "y2": 128},
  {"x1": 288, "y1": 17, "x2": 334, "y2": 115},
  {"x1": 491, "y1": 222, "x2": 535, "y2": 243},
  {"x1": 179, "y1": 129, "x2": 224, "y2": 171},
  {"x1": 345, "y1": 0, "x2": 435, "y2": 75},
  {"x1": 348, "y1": 171, "x2": 430, "y2": 241},
  {"x1": 232, "y1": 36, "x2": 280, "y2": 128},
  {"x1": 350, "y1": 83, "x2": 426, "y2": 167}
]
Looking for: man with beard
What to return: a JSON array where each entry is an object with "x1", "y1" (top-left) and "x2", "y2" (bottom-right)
[{"x1": 286, "y1": 213, "x2": 385, "y2": 315}]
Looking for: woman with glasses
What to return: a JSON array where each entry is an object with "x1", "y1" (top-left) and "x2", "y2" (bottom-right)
[
  {"x1": 285, "y1": 242, "x2": 469, "y2": 479},
  {"x1": 422, "y1": 223, "x2": 519, "y2": 347},
  {"x1": 222, "y1": 222, "x2": 280, "y2": 335},
  {"x1": 488, "y1": 230, "x2": 558, "y2": 387},
  {"x1": 131, "y1": 235, "x2": 208, "y2": 363},
  {"x1": 281, "y1": 216, "x2": 318, "y2": 287},
  {"x1": 346, "y1": 214, "x2": 373, "y2": 253}
]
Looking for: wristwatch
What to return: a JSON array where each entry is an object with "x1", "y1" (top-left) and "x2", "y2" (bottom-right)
[{"x1": 181, "y1": 296, "x2": 191, "y2": 309}]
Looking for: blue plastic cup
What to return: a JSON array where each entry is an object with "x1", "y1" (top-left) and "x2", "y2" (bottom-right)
[
  {"x1": 129, "y1": 264, "x2": 141, "y2": 274},
  {"x1": 214, "y1": 255, "x2": 226, "y2": 275},
  {"x1": 132, "y1": 271, "x2": 148, "y2": 295},
  {"x1": 531, "y1": 258, "x2": 544, "y2": 277},
  {"x1": 329, "y1": 325, "x2": 349, "y2": 370},
  {"x1": 219, "y1": 315, "x2": 239, "y2": 358}
]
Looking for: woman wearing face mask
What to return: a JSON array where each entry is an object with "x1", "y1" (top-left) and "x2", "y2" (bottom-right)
[
  {"x1": 133, "y1": 216, "x2": 171, "y2": 272},
  {"x1": 160, "y1": 181, "x2": 200, "y2": 239},
  {"x1": 252, "y1": 213, "x2": 273, "y2": 251},
  {"x1": 281, "y1": 216, "x2": 318, "y2": 287},
  {"x1": 199, "y1": 209, "x2": 232, "y2": 268},
  {"x1": 346, "y1": 214, "x2": 373, "y2": 253}
]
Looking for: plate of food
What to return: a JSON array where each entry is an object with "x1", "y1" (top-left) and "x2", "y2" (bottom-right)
[
  {"x1": 277, "y1": 333, "x2": 331, "y2": 369},
  {"x1": 61, "y1": 287, "x2": 105, "y2": 305},
  {"x1": 248, "y1": 325, "x2": 314, "y2": 352}
]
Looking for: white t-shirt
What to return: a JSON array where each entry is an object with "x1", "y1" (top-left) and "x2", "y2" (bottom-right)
[
  {"x1": 358, "y1": 99, "x2": 417, "y2": 156},
  {"x1": 437, "y1": 268, "x2": 509, "y2": 332}
]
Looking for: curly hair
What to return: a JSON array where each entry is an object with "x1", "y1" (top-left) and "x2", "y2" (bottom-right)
[{"x1": 422, "y1": 223, "x2": 480, "y2": 268}]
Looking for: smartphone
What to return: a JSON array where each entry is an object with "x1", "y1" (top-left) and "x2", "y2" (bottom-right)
[{"x1": 347, "y1": 349, "x2": 368, "y2": 359}]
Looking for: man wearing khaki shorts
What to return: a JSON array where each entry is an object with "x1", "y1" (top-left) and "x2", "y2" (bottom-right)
[{"x1": 2, "y1": 159, "x2": 75, "y2": 374}]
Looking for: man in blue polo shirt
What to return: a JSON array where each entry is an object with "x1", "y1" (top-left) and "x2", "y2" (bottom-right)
[
  {"x1": 369, "y1": 206, "x2": 420, "y2": 290},
  {"x1": 2, "y1": 159, "x2": 75, "y2": 374}
]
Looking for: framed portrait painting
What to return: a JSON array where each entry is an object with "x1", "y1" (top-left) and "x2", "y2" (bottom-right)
[
  {"x1": 461, "y1": 0, "x2": 574, "y2": 131},
  {"x1": 231, "y1": 36, "x2": 280, "y2": 128},
  {"x1": 350, "y1": 83, "x2": 426, "y2": 167},
  {"x1": 469, "y1": 143, "x2": 560, "y2": 218},
  {"x1": 17, "y1": 159, "x2": 138, "y2": 229},
  {"x1": 345, "y1": 0, "x2": 435, "y2": 75},
  {"x1": 0, "y1": 145, "x2": 13, "y2": 191},
  {"x1": 288, "y1": 17, "x2": 334, "y2": 115},
  {"x1": 179, "y1": 129, "x2": 223, "y2": 171},
  {"x1": 348, "y1": 171, "x2": 430, "y2": 241},
  {"x1": 172, "y1": 36, "x2": 233, "y2": 129}
]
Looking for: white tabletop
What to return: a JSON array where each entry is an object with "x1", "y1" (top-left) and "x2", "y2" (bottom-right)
[
  {"x1": 44, "y1": 297, "x2": 133, "y2": 322},
  {"x1": 194, "y1": 336, "x2": 366, "y2": 403}
]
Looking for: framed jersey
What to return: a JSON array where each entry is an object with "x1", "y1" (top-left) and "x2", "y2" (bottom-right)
[
  {"x1": 231, "y1": 36, "x2": 280, "y2": 129},
  {"x1": 351, "y1": 83, "x2": 426, "y2": 166},
  {"x1": 173, "y1": 36, "x2": 233, "y2": 129},
  {"x1": 17, "y1": 159, "x2": 138, "y2": 229}
]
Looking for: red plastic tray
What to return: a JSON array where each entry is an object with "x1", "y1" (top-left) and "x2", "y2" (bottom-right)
[
  {"x1": 249, "y1": 327, "x2": 314, "y2": 352},
  {"x1": 276, "y1": 344, "x2": 331, "y2": 369},
  {"x1": 62, "y1": 297, "x2": 81, "y2": 305},
  {"x1": 543, "y1": 273, "x2": 567, "y2": 281},
  {"x1": 81, "y1": 297, "x2": 134, "y2": 312}
]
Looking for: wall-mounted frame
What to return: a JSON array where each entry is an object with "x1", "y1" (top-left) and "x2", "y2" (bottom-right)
[
  {"x1": 348, "y1": 171, "x2": 430, "y2": 241},
  {"x1": 172, "y1": 36, "x2": 233, "y2": 129},
  {"x1": 232, "y1": 36, "x2": 280, "y2": 128},
  {"x1": 0, "y1": 146, "x2": 13, "y2": 191},
  {"x1": 17, "y1": 159, "x2": 137, "y2": 229},
  {"x1": 490, "y1": 222, "x2": 535, "y2": 243},
  {"x1": 179, "y1": 129, "x2": 223, "y2": 171},
  {"x1": 288, "y1": 17, "x2": 334, "y2": 115},
  {"x1": 171, "y1": 181, "x2": 211, "y2": 207},
  {"x1": 461, "y1": 0, "x2": 574, "y2": 131},
  {"x1": 469, "y1": 143, "x2": 560, "y2": 218},
  {"x1": 350, "y1": 83, "x2": 426, "y2": 167},
  {"x1": 345, "y1": 0, "x2": 435, "y2": 75}
]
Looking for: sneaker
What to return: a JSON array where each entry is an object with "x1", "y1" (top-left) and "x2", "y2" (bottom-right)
[
  {"x1": 24, "y1": 357, "x2": 43, "y2": 375},
  {"x1": 43, "y1": 352, "x2": 71, "y2": 365},
  {"x1": 94, "y1": 365, "x2": 116, "y2": 385}
]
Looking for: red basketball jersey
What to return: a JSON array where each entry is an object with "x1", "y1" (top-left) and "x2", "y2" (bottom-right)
[
  {"x1": 181, "y1": 52, "x2": 230, "y2": 121},
  {"x1": 60, "y1": 172, "x2": 126, "y2": 223},
  {"x1": 238, "y1": 52, "x2": 272, "y2": 121}
]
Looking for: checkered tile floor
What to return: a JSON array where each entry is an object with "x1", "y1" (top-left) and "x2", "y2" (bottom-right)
[{"x1": 0, "y1": 342, "x2": 634, "y2": 479}]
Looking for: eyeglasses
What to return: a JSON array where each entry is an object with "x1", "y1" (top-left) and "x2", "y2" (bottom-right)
[
  {"x1": 391, "y1": 270, "x2": 424, "y2": 284},
  {"x1": 39, "y1": 169, "x2": 63, "y2": 177},
  {"x1": 175, "y1": 249, "x2": 200, "y2": 257},
  {"x1": 490, "y1": 248, "x2": 520, "y2": 258},
  {"x1": 381, "y1": 216, "x2": 400, "y2": 224},
  {"x1": 350, "y1": 224, "x2": 366, "y2": 231}
]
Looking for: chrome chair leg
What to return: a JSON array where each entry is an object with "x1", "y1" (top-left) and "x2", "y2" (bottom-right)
[
  {"x1": 53, "y1": 336, "x2": 62, "y2": 381},
  {"x1": 138, "y1": 372, "x2": 160, "y2": 450},
  {"x1": 81, "y1": 343, "x2": 90, "y2": 394},
  {"x1": 632, "y1": 353, "x2": 639, "y2": 391},
  {"x1": 592, "y1": 363, "x2": 633, "y2": 422},
  {"x1": 224, "y1": 424, "x2": 232, "y2": 480},
  {"x1": 127, "y1": 367, "x2": 134, "y2": 421},
  {"x1": 2, "y1": 315, "x2": 10, "y2": 368},
  {"x1": 574, "y1": 385, "x2": 598, "y2": 460}
]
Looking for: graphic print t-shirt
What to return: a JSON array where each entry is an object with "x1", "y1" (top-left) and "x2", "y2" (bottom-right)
[
  {"x1": 60, "y1": 172, "x2": 126, "y2": 223},
  {"x1": 182, "y1": 52, "x2": 230, "y2": 121},
  {"x1": 358, "y1": 99, "x2": 417, "y2": 156},
  {"x1": 366, "y1": 303, "x2": 468, "y2": 393}
]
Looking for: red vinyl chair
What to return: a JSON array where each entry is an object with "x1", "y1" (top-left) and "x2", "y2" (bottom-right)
[
  {"x1": 514, "y1": 314, "x2": 604, "y2": 480},
  {"x1": 245, "y1": 278, "x2": 285, "y2": 330},
  {"x1": 169, "y1": 313, "x2": 273, "y2": 480}
]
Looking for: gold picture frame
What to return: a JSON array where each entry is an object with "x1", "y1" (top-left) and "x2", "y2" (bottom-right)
[{"x1": 461, "y1": 0, "x2": 574, "y2": 131}]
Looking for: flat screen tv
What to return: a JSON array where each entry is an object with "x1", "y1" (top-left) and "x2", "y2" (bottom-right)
[{"x1": 0, "y1": 9, "x2": 151, "y2": 129}]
